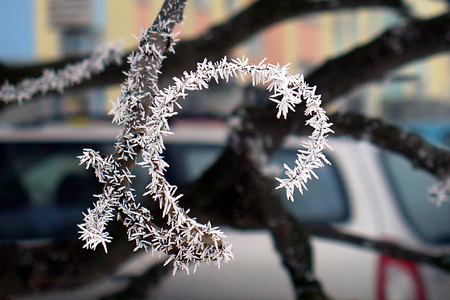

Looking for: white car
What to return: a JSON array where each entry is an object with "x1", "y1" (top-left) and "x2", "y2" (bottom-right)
[{"x1": 2, "y1": 120, "x2": 450, "y2": 300}]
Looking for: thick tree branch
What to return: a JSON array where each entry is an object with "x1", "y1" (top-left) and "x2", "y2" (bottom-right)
[
  {"x1": 160, "y1": 0, "x2": 407, "y2": 79},
  {"x1": 330, "y1": 111, "x2": 450, "y2": 179},
  {"x1": 229, "y1": 12, "x2": 450, "y2": 163},
  {"x1": 305, "y1": 223, "x2": 450, "y2": 273},
  {"x1": 180, "y1": 141, "x2": 330, "y2": 299},
  {"x1": 100, "y1": 261, "x2": 171, "y2": 300},
  {"x1": 308, "y1": 13, "x2": 450, "y2": 103},
  {"x1": 179, "y1": 111, "x2": 450, "y2": 286}
]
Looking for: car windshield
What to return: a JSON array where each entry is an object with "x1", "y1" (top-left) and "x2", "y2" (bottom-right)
[{"x1": 381, "y1": 150, "x2": 450, "y2": 243}]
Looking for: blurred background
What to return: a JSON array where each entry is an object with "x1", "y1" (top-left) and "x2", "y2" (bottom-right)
[{"x1": 1, "y1": 0, "x2": 450, "y2": 128}]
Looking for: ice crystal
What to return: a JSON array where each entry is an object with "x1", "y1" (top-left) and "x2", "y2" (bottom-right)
[{"x1": 429, "y1": 177, "x2": 450, "y2": 206}]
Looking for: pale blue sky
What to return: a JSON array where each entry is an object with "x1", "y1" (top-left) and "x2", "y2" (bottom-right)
[
  {"x1": 0, "y1": 0, "x2": 34, "y2": 63},
  {"x1": 0, "y1": 0, "x2": 105, "y2": 64}
]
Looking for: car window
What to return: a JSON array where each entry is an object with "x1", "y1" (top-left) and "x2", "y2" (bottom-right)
[
  {"x1": 381, "y1": 150, "x2": 450, "y2": 243},
  {"x1": 272, "y1": 150, "x2": 349, "y2": 223},
  {"x1": 0, "y1": 142, "x2": 112, "y2": 240},
  {"x1": 163, "y1": 144, "x2": 222, "y2": 186},
  {"x1": 168, "y1": 144, "x2": 349, "y2": 223}
]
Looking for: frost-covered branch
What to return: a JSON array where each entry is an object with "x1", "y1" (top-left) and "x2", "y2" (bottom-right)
[
  {"x1": 0, "y1": 42, "x2": 123, "y2": 104},
  {"x1": 0, "y1": 0, "x2": 333, "y2": 277},
  {"x1": 78, "y1": 0, "x2": 234, "y2": 275},
  {"x1": 79, "y1": 47, "x2": 332, "y2": 273},
  {"x1": 158, "y1": 56, "x2": 333, "y2": 200}
]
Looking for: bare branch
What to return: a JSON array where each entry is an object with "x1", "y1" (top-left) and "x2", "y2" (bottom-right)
[
  {"x1": 223, "y1": 12, "x2": 450, "y2": 169},
  {"x1": 161, "y1": 0, "x2": 408, "y2": 78},
  {"x1": 305, "y1": 223, "x2": 450, "y2": 273},
  {"x1": 330, "y1": 111, "x2": 450, "y2": 179},
  {"x1": 309, "y1": 13, "x2": 450, "y2": 104}
]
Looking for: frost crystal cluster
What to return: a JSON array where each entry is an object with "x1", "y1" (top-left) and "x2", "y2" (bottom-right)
[
  {"x1": 0, "y1": 42, "x2": 123, "y2": 104},
  {"x1": 170, "y1": 56, "x2": 333, "y2": 202},
  {"x1": 78, "y1": 45, "x2": 332, "y2": 273},
  {"x1": 429, "y1": 177, "x2": 450, "y2": 206},
  {"x1": 78, "y1": 2, "x2": 236, "y2": 274}
]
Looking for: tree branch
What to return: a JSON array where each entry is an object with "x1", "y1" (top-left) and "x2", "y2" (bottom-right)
[
  {"x1": 330, "y1": 111, "x2": 450, "y2": 179},
  {"x1": 160, "y1": 0, "x2": 408, "y2": 79},
  {"x1": 308, "y1": 13, "x2": 450, "y2": 103},
  {"x1": 305, "y1": 223, "x2": 450, "y2": 273},
  {"x1": 225, "y1": 12, "x2": 450, "y2": 165},
  {"x1": 180, "y1": 141, "x2": 330, "y2": 299},
  {"x1": 1, "y1": 0, "x2": 189, "y2": 296}
]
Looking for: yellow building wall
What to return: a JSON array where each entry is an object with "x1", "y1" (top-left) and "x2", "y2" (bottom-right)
[
  {"x1": 105, "y1": 1, "x2": 135, "y2": 49},
  {"x1": 104, "y1": 1, "x2": 134, "y2": 111},
  {"x1": 425, "y1": 55, "x2": 450, "y2": 100},
  {"x1": 34, "y1": 0, "x2": 59, "y2": 61}
]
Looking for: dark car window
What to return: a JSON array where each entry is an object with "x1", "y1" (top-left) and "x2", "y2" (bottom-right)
[
  {"x1": 272, "y1": 150, "x2": 349, "y2": 223},
  {"x1": 163, "y1": 144, "x2": 222, "y2": 186},
  {"x1": 0, "y1": 142, "x2": 112, "y2": 240},
  {"x1": 381, "y1": 150, "x2": 450, "y2": 243},
  {"x1": 166, "y1": 144, "x2": 349, "y2": 223}
]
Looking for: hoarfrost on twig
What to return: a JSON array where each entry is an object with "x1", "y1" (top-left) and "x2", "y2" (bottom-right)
[
  {"x1": 0, "y1": 42, "x2": 123, "y2": 104},
  {"x1": 429, "y1": 176, "x2": 450, "y2": 206},
  {"x1": 78, "y1": 51, "x2": 333, "y2": 274},
  {"x1": 78, "y1": 0, "x2": 330, "y2": 275},
  {"x1": 0, "y1": 0, "x2": 332, "y2": 275},
  {"x1": 78, "y1": 0, "x2": 236, "y2": 275}
]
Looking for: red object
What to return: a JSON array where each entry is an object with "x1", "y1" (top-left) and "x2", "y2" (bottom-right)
[{"x1": 377, "y1": 254, "x2": 426, "y2": 300}]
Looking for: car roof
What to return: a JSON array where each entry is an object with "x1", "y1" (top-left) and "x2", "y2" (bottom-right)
[{"x1": 0, "y1": 119, "x2": 229, "y2": 144}]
